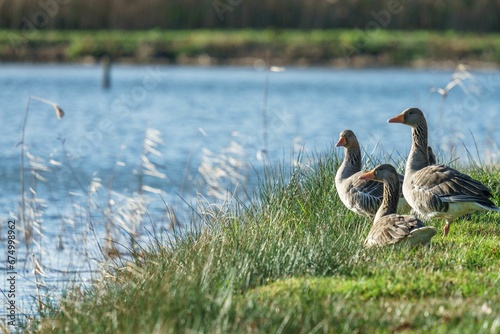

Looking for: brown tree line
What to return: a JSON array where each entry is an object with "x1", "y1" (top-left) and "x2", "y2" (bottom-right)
[{"x1": 0, "y1": 0, "x2": 499, "y2": 31}]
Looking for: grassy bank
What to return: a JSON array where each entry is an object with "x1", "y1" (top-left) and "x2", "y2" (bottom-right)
[
  {"x1": 1, "y1": 29, "x2": 500, "y2": 67},
  {"x1": 30, "y1": 149, "x2": 500, "y2": 333}
]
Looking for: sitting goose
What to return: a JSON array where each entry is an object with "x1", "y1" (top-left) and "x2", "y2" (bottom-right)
[
  {"x1": 359, "y1": 164, "x2": 437, "y2": 247},
  {"x1": 335, "y1": 129, "x2": 408, "y2": 218},
  {"x1": 388, "y1": 107, "x2": 500, "y2": 236}
]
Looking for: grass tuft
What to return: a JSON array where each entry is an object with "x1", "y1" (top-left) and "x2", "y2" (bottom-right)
[{"x1": 29, "y1": 148, "x2": 500, "y2": 333}]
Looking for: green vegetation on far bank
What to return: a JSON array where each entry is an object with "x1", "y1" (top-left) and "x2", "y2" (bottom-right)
[
  {"x1": 31, "y1": 149, "x2": 500, "y2": 333},
  {"x1": 1, "y1": 29, "x2": 500, "y2": 67}
]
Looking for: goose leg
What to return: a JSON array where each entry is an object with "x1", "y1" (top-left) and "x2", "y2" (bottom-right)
[{"x1": 443, "y1": 221, "x2": 451, "y2": 236}]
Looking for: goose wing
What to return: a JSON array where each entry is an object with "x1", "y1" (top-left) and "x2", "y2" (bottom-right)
[
  {"x1": 365, "y1": 215, "x2": 426, "y2": 247},
  {"x1": 343, "y1": 171, "x2": 384, "y2": 216},
  {"x1": 409, "y1": 164, "x2": 496, "y2": 212}
]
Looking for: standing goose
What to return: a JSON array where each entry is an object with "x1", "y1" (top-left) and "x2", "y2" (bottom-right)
[
  {"x1": 335, "y1": 129, "x2": 408, "y2": 218},
  {"x1": 359, "y1": 164, "x2": 437, "y2": 247},
  {"x1": 388, "y1": 107, "x2": 500, "y2": 236}
]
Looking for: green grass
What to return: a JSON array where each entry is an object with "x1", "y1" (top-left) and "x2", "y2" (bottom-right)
[
  {"x1": 1, "y1": 29, "x2": 500, "y2": 65},
  {"x1": 29, "y1": 148, "x2": 500, "y2": 333}
]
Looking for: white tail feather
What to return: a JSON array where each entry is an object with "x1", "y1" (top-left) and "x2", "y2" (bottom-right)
[{"x1": 408, "y1": 226, "x2": 437, "y2": 246}]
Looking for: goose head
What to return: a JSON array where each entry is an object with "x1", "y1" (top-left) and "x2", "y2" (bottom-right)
[
  {"x1": 336, "y1": 129, "x2": 359, "y2": 149},
  {"x1": 387, "y1": 107, "x2": 425, "y2": 127},
  {"x1": 359, "y1": 164, "x2": 399, "y2": 184}
]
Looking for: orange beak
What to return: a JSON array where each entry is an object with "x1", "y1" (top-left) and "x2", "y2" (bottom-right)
[
  {"x1": 387, "y1": 113, "x2": 405, "y2": 123},
  {"x1": 336, "y1": 136, "x2": 346, "y2": 147},
  {"x1": 359, "y1": 170, "x2": 375, "y2": 180}
]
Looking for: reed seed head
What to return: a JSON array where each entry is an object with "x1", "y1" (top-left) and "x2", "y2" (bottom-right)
[{"x1": 54, "y1": 104, "x2": 64, "y2": 119}]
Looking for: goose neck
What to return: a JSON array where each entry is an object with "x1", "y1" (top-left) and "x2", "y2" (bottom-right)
[
  {"x1": 374, "y1": 176, "x2": 399, "y2": 222},
  {"x1": 338, "y1": 145, "x2": 362, "y2": 179},
  {"x1": 406, "y1": 122, "x2": 429, "y2": 173}
]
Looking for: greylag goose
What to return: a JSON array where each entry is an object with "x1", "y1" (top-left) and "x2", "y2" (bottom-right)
[
  {"x1": 388, "y1": 107, "x2": 500, "y2": 236},
  {"x1": 335, "y1": 129, "x2": 408, "y2": 218},
  {"x1": 359, "y1": 164, "x2": 437, "y2": 247}
]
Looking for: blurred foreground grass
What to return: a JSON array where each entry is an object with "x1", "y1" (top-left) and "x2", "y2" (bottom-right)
[
  {"x1": 1, "y1": 29, "x2": 500, "y2": 66},
  {"x1": 29, "y1": 149, "x2": 500, "y2": 333}
]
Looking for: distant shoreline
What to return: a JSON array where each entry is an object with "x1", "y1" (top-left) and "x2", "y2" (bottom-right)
[{"x1": 1, "y1": 29, "x2": 499, "y2": 68}]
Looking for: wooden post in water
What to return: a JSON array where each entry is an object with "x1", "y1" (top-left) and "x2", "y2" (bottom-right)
[{"x1": 102, "y1": 56, "x2": 111, "y2": 89}]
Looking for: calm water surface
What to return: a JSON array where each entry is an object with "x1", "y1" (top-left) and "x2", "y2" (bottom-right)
[{"x1": 1, "y1": 64, "x2": 499, "y2": 320}]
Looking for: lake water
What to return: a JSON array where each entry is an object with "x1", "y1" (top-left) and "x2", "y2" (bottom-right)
[{"x1": 1, "y1": 64, "x2": 499, "y2": 322}]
